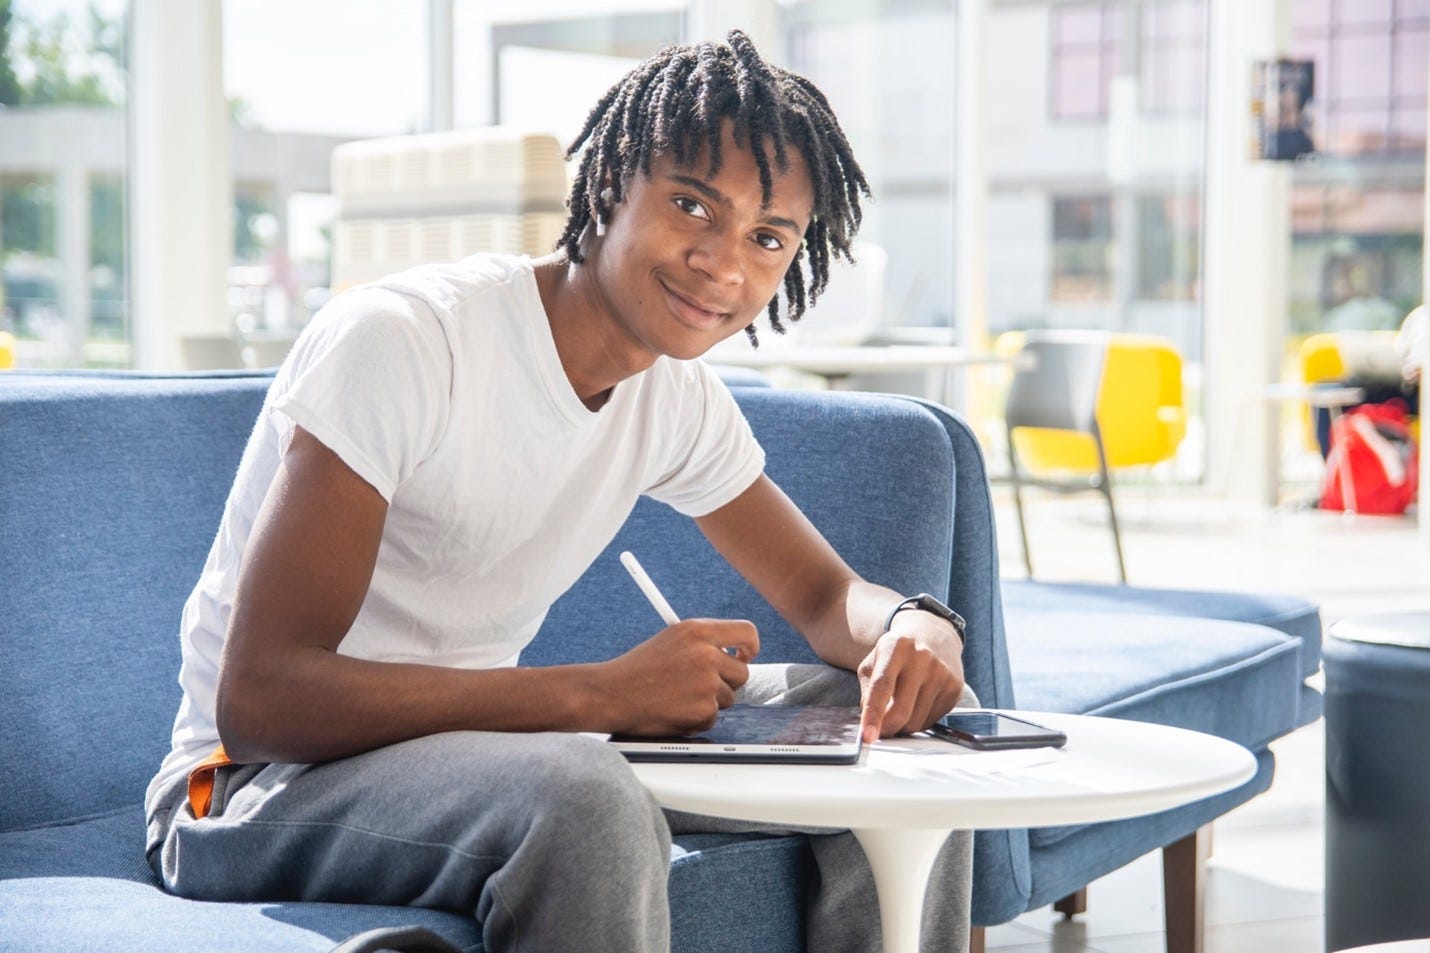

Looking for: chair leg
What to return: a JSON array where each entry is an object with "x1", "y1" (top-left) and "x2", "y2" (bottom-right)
[
  {"x1": 1094, "y1": 436, "x2": 1127, "y2": 583},
  {"x1": 969, "y1": 925, "x2": 986, "y2": 953},
  {"x1": 1012, "y1": 480, "x2": 1034, "y2": 579},
  {"x1": 1008, "y1": 434, "x2": 1035, "y2": 578},
  {"x1": 1053, "y1": 887, "x2": 1088, "y2": 919},
  {"x1": 1163, "y1": 826, "x2": 1210, "y2": 953},
  {"x1": 1102, "y1": 482, "x2": 1127, "y2": 584}
]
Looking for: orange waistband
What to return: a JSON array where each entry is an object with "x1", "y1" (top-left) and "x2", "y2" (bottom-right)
[{"x1": 186, "y1": 745, "x2": 235, "y2": 819}]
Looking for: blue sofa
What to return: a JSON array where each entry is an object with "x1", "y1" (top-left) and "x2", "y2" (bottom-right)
[{"x1": 0, "y1": 371, "x2": 1318, "y2": 952}]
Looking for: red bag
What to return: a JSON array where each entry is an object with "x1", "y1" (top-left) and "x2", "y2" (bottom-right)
[{"x1": 1321, "y1": 399, "x2": 1419, "y2": 514}]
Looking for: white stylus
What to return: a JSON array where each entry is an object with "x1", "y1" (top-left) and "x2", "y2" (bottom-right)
[{"x1": 620, "y1": 550, "x2": 681, "y2": 627}]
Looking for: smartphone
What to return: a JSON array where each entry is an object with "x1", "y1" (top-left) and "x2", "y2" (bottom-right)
[{"x1": 930, "y1": 711, "x2": 1068, "y2": 750}]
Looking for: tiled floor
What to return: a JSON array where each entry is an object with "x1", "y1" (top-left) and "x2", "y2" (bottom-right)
[{"x1": 984, "y1": 482, "x2": 1430, "y2": 953}]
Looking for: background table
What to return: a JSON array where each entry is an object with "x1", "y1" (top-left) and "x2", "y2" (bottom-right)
[
  {"x1": 631, "y1": 710, "x2": 1256, "y2": 953},
  {"x1": 705, "y1": 342, "x2": 1025, "y2": 405}
]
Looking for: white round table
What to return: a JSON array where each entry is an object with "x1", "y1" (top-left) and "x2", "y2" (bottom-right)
[{"x1": 630, "y1": 710, "x2": 1256, "y2": 953}]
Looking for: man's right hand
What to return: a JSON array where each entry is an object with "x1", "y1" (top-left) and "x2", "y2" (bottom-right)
[{"x1": 596, "y1": 619, "x2": 759, "y2": 737}]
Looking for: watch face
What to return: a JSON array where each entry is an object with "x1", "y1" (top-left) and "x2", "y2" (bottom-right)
[
  {"x1": 916, "y1": 595, "x2": 950, "y2": 619},
  {"x1": 885, "y1": 594, "x2": 965, "y2": 639},
  {"x1": 917, "y1": 595, "x2": 966, "y2": 634}
]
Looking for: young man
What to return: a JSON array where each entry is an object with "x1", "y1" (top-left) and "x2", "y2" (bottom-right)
[{"x1": 145, "y1": 30, "x2": 973, "y2": 953}]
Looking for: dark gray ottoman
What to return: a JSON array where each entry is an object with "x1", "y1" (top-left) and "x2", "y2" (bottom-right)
[{"x1": 1325, "y1": 613, "x2": 1430, "y2": 952}]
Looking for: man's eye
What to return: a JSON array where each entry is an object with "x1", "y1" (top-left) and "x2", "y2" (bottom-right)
[
  {"x1": 674, "y1": 196, "x2": 708, "y2": 219},
  {"x1": 755, "y1": 233, "x2": 784, "y2": 251}
]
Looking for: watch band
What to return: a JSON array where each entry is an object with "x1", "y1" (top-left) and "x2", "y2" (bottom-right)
[{"x1": 883, "y1": 593, "x2": 967, "y2": 646}]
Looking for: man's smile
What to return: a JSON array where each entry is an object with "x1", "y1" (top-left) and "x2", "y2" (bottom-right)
[{"x1": 659, "y1": 279, "x2": 733, "y2": 331}]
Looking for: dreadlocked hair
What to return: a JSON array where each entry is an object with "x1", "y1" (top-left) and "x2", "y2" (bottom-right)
[{"x1": 555, "y1": 29, "x2": 871, "y2": 347}]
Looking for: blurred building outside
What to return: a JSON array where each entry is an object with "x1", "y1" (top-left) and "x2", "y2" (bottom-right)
[{"x1": 1, "y1": 0, "x2": 1425, "y2": 494}]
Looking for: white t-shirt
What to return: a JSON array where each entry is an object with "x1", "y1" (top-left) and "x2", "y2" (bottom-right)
[{"x1": 147, "y1": 254, "x2": 766, "y2": 809}]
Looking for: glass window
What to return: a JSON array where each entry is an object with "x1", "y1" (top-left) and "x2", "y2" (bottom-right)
[
  {"x1": 1289, "y1": 185, "x2": 1424, "y2": 335},
  {"x1": 1328, "y1": 106, "x2": 1392, "y2": 154},
  {"x1": 0, "y1": 174, "x2": 58, "y2": 338},
  {"x1": 1050, "y1": 2, "x2": 1122, "y2": 120},
  {"x1": 221, "y1": 0, "x2": 428, "y2": 351},
  {"x1": 1290, "y1": 0, "x2": 1429, "y2": 157},
  {"x1": 1292, "y1": 0, "x2": 1332, "y2": 32},
  {"x1": 1136, "y1": 193, "x2": 1200, "y2": 301},
  {"x1": 1051, "y1": 195, "x2": 1115, "y2": 302},
  {"x1": 223, "y1": 0, "x2": 426, "y2": 137},
  {"x1": 1140, "y1": 0, "x2": 1206, "y2": 115},
  {"x1": 1391, "y1": 101, "x2": 1427, "y2": 147},
  {"x1": 1393, "y1": 26, "x2": 1428, "y2": 96},
  {"x1": 0, "y1": 0, "x2": 128, "y2": 368},
  {"x1": 1332, "y1": 34, "x2": 1392, "y2": 100},
  {"x1": 1335, "y1": 0, "x2": 1394, "y2": 26},
  {"x1": 454, "y1": 4, "x2": 685, "y2": 139},
  {"x1": 1053, "y1": 49, "x2": 1107, "y2": 118}
]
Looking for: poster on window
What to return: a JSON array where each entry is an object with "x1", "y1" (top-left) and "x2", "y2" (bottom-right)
[{"x1": 1251, "y1": 58, "x2": 1315, "y2": 161}]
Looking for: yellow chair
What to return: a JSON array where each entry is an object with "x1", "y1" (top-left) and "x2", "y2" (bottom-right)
[
  {"x1": 1300, "y1": 332, "x2": 1347, "y2": 385},
  {"x1": 1003, "y1": 331, "x2": 1187, "y2": 583},
  {"x1": 0, "y1": 331, "x2": 15, "y2": 370}
]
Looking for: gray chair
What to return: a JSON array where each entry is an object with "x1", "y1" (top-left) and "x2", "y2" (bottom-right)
[{"x1": 1004, "y1": 329, "x2": 1127, "y2": 582}]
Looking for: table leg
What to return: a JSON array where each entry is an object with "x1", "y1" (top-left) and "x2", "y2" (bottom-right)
[{"x1": 851, "y1": 825, "x2": 954, "y2": 953}]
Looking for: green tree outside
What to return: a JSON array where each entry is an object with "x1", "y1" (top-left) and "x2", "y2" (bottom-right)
[{"x1": 0, "y1": 0, "x2": 23, "y2": 105}]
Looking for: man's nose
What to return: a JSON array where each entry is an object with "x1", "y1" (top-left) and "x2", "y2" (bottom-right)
[{"x1": 688, "y1": 232, "x2": 745, "y2": 287}]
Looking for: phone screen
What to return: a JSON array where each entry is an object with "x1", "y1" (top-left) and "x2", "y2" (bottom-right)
[{"x1": 932, "y1": 711, "x2": 1067, "y2": 749}]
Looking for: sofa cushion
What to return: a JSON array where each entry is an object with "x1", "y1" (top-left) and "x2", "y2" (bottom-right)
[
  {"x1": 1002, "y1": 580, "x2": 1322, "y2": 680},
  {"x1": 0, "y1": 807, "x2": 809, "y2": 953},
  {"x1": 1003, "y1": 609, "x2": 1300, "y2": 752},
  {"x1": 0, "y1": 809, "x2": 482, "y2": 953}
]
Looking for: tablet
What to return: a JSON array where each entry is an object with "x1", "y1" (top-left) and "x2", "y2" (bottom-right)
[{"x1": 608, "y1": 704, "x2": 863, "y2": 764}]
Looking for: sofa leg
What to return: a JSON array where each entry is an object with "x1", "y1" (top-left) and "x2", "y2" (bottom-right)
[
  {"x1": 1163, "y1": 826, "x2": 1211, "y2": 953},
  {"x1": 1053, "y1": 887, "x2": 1088, "y2": 919},
  {"x1": 969, "y1": 925, "x2": 986, "y2": 953}
]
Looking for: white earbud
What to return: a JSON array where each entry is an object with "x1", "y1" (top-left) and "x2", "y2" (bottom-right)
[{"x1": 595, "y1": 187, "x2": 615, "y2": 237}]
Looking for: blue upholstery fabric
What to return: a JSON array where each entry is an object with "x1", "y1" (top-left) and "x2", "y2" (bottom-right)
[
  {"x1": 0, "y1": 808, "x2": 807, "y2": 953},
  {"x1": 0, "y1": 375, "x2": 271, "y2": 830},
  {"x1": 1002, "y1": 580, "x2": 1324, "y2": 725},
  {"x1": 0, "y1": 808, "x2": 482, "y2": 952},
  {"x1": 0, "y1": 371, "x2": 1309, "y2": 946},
  {"x1": 534, "y1": 389, "x2": 958, "y2": 667},
  {"x1": 1020, "y1": 750, "x2": 1277, "y2": 914},
  {"x1": 1003, "y1": 610, "x2": 1297, "y2": 856},
  {"x1": 1002, "y1": 579, "x2": 1323, "y2": 679},
  {"x1": 668, "y1": 833, "x2": 810, "y2": 953},
  {"x1": 1003, "y1": 610, "x2": 1300, "y2": 751}
]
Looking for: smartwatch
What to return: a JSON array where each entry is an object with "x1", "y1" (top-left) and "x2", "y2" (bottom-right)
[{"x1": 883, "y1": 593, "x2": 967, "y2": 646}]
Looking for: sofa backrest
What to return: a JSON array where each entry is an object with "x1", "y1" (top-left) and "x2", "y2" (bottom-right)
[
  {"x1": 535, "y1": 388, "x2": 959, "y2": 665},
  {"x1": 1, "y1": 373, "x2": 1012, "y2": 833},
  {"x1": 1, "y1": 374, "x2": 273, "y2": 832}
]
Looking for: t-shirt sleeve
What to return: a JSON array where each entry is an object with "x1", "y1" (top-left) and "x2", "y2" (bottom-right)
[
  {"x1": 269, "y1": 288, "x2": 452, "y2": 502},
  {"x1": 644, "y1": 360, "x2": 766, "y2": 517}
]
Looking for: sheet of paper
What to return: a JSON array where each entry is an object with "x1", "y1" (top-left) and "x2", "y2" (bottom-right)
[{"x1": 869, "y1": 735, "x2": 1067, "y2": 775}]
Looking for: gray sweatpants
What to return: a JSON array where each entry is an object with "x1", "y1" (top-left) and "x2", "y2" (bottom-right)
[{"x1": 146, "y1": 664, "x2": 975, "y2": 953}]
